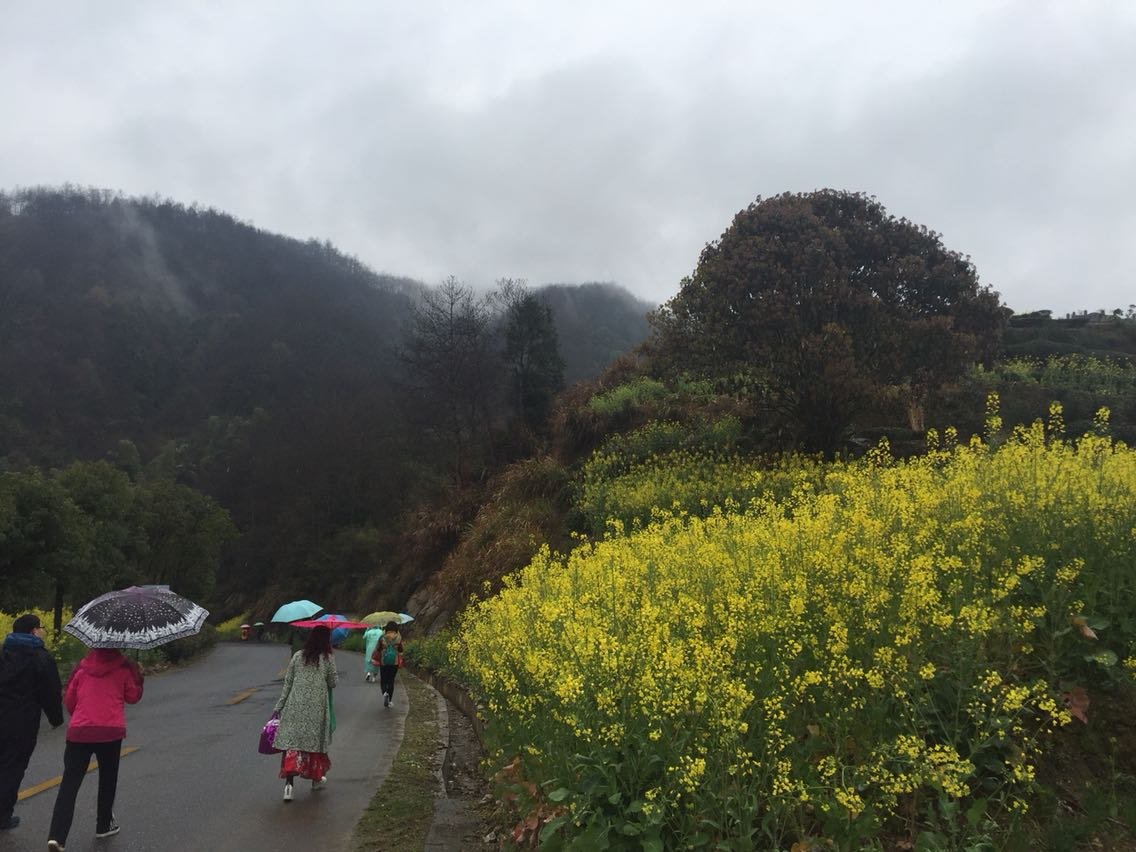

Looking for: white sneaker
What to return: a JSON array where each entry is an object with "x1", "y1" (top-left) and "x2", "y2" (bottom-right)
[
  {"x1": 312, "y1": 776, "x2": 327, "y2": 791},
  {"x1": 283, "y1": 783, "x2": 293, "y2": 802},
  {"x1": 364, "y1": 673, "x2": 372, "y2": 682},
  {"x1": 383, "y1": 692, "x2": 390, "y2": 707},
  {"x1": 48, "y1": 842, "x2": 66, "y2": 851}
]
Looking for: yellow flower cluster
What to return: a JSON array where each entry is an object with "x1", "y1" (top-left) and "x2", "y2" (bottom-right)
[
  {"x1": 0, "y1": 607, "x2": 73, "y2": 649},
  {"x1": 454, "y1": 413, "x2": 1136, "y2": 846}
]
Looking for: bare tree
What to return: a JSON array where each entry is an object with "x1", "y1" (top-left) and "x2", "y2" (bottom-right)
[{"x1": 401, "y1": 277, "x2": 495, "y2": 484}]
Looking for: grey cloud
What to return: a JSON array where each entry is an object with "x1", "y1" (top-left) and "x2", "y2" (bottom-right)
[{"x1": 2, "y1": 2, "x2": 1133, "y2": 315}]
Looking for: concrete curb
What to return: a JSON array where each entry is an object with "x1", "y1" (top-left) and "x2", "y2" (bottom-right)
[
  {"x1": 405, "y1": 663, "x2": 484, "y2": 743},
  {"x1": 410, "y1": 666, "x2": 487, "y2": 850},
  {"x1": 434, "y1": 685, "x2": 451, "y2": 796}
]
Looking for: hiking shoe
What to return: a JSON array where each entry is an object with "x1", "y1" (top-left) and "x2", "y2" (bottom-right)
[
  {"x1": 48, "y1": 842, "x2": 65, "y2": 851},
  {"x1": 0, "y1": 815, "x2": 18, "y2": 830},
  {"x1": 95, "y1": 818, "x2": 120, "y2": 838},
  {"x1": 312, "y1": 776, "x2": 326, "y2": 791},
  {"x1": 283, "y1": 783, "x2": 293, "y2": 802}
]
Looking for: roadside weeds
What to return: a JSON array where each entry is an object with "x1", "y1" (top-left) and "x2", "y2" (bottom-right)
[{"x1": 350, "y1": 672, "x2": 441, "y2": 850}]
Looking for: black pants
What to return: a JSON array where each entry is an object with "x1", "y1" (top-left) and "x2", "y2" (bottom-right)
[
  {"x1": 0, "y1": 724, "x2": 38, "y2": 821},
  {"x1": 48, "y1": 739, "x2": 121, "y2": 844},
  {"x1": 379, "y1": 665, "x2": 399, "y2": 696}
]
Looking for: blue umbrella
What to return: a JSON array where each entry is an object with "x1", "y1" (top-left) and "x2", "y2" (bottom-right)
[
  {"x1": 270, "y1": 600, "x2": 323, "y2": 623},
  {"x1": 318, "y1": 613, "x2": 350, "y2": 647}
]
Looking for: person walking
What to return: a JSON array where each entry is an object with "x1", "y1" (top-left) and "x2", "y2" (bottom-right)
[
  {"x1": 0, "y1": 614, "x2": 64, "y2": 832},
  {"x1": 47, "y1": 647, "x2": 144, "y2": 850},
  {"x1": 273, "y1": 625, "x2": 338, "y2": 802},
  {"x1": 362, "y1": 626, "x2": 383, "y2": 683},
  {"x1": 371, "y1": 621, "x2": 403, "y2": 708}
]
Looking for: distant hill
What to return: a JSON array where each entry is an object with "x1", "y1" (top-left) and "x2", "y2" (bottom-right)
[
  {"x1": 537, "y1": 282, "x2": 654, "y2": 384},
  {"x1": 0, "y1": 186, "x2": 654, "y2": 615},
  {"x1": 0, "y1": 186, "x2": 422, "y2": 467}
]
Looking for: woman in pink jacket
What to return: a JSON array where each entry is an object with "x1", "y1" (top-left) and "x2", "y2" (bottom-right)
[{"x1": 47, "y1": 649, "x2": 143, "y2": 852}]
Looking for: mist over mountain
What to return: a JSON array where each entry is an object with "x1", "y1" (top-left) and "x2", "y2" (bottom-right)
[
  {"x1": 0, "y1": 186, "x2": 651, "y2": 612},
  {"x1": 537, "y1": 282, "x2": 653, "y2": 384},
  {"x1": 0, "y1": 187, "x2": 419, "y2": 464}
]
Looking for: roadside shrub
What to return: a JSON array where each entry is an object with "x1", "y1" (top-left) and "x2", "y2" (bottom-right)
[
  {"x1": 158, "y1": 622, "x2": 218, "y2": 664},
  {"x1": 213, "y1": 614, "x2": 247, "y2": 641},
  {"x1": 972, "y1": 354, "x2": 1136, "y2": 396},
  {"x1": 588, "y1": 378, "x2": 669, "y2": 416}
]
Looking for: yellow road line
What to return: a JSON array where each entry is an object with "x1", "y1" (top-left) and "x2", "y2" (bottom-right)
[
  {"x1": 227, "y1": 687, "x2": 259, "y2": 705},
  {"x1": 19, "y1": 745, "x2": 140, "y2": 801}
]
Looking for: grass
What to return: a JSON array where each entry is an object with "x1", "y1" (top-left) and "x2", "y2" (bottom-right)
[{"x1": 350, "y1": 671, "x2": 441, "y2": 849}]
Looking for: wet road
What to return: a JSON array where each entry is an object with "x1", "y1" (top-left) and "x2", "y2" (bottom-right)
[{"x1": 0, "y1": 643, "x2": 406, "y2": 851}]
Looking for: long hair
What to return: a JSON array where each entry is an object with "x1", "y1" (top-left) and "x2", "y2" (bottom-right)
[{"x1": 301, "y1": 625, "x2": 333, "y2": 666}]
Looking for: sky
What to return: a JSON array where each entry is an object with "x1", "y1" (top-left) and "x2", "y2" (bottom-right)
[{"x1": 2, "y1": 1, "x2": 1134, "y2": 315}]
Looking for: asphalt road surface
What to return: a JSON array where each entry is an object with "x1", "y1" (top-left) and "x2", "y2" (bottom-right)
[{"x1": 0, "y1": 643, "x2": 406, "y2": 852}]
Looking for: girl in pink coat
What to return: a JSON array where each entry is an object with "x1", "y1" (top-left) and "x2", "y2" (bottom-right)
[{"x1": 47, "y1": 649, "x2": 144, "y2": 851}]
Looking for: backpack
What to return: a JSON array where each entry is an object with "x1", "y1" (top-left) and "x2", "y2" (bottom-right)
[{"x1": 380, "y1": 637, "x2": 399, "y2": 666}]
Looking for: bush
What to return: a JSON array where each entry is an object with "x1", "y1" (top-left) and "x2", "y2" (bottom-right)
[
  {"x1": 213, "y1": 614, "x2": 247, "y2": 641},
  {"x1": 157, "y1": 623, "x2": 218, "y2": 664},
  {"x1": 588, "y1": 377, "x2": 669, "y2": 416}
]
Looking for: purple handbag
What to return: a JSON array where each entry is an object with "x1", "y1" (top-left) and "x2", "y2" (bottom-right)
[{"x1": 258, "y1": 712, "x2": 281, "y2": 754}]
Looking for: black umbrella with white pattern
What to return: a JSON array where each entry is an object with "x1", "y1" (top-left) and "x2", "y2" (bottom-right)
[{"x1": 64, "y1": 585, "x2": 209, "y2": 649}]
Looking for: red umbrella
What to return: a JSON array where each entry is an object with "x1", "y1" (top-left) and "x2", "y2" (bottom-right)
[{"x1": 289, "y1": 618, "x2": 372, "y2": 630}]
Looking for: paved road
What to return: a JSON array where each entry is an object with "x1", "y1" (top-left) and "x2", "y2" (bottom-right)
[{"x1": 0, "y1": 643, "x2": 406, "y2": 852}]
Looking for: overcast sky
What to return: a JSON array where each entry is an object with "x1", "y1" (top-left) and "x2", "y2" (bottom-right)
[{"x1": 2, "y1": 1, "x2": 1133, "y2": 315}]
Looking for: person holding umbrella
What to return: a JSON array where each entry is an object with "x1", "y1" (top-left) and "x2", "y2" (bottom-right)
[
  {"x1": 360, "y1": 611, "x2": 413, "y2": 686},
  {"x1": 270, "y1": 600, "x2": 324, "y2": 658},
  {"x1": 47, "y1": 646, "x2": 143, "y2": 849},
  {"x1": 48, "y1": 585, "x2": 208, "y2": 850},
  {"x1": 371, "y1": 621, "x2": 404, "y2": 708},
  {"x1": 272, "y1": 624, "x2": 338, "y2": 801},
  {"x1": 0, "y1": 614, "x2": 63, "y2": 832}
]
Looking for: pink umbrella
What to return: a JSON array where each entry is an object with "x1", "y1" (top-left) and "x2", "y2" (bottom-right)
[{"x1": 289, "y1": 618, "x2": 372, "y2": 630}]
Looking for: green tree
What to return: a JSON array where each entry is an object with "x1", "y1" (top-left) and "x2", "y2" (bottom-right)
[
  {"x1": 108, "y1": 439, "x2": 143, "y2": 481},
  {"x1": 136, "y1": 479, "x2": 237, "y2": 602},
  {"x1": 0, "y1": 469, "x2": 92, "y2": 632},
  {"x1": 55, "y1": 460, "x2": 147, "y2": 605},
  {"x1": 649, "y1": 190, "x2": 1005, "y2": 452}
]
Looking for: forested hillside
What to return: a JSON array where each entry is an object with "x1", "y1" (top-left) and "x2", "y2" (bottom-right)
[
  {"x1": 0, "y1": 187, "x2": 650, "y2": 619},
  {"x1": 0, "y1": 186, "x2": 419, "y2": 466}
]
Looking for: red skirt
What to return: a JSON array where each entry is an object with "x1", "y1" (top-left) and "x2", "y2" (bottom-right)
[{"x1": 278, "y1": 749, "x2": 331, "y2": 781}]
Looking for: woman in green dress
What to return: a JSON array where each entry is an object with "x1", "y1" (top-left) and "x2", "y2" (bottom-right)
[{"x1": 273, "y1": 625, "x2": 337, "y2": 801}]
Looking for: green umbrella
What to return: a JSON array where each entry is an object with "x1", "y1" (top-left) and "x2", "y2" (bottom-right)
[{"x1": 361, "y1": 611, "x2": 413, "y2": 626}]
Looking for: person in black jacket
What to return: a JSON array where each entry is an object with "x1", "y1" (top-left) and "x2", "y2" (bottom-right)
[{"x1": 0, "y1": 613, "x2": 64, "y2": 830}]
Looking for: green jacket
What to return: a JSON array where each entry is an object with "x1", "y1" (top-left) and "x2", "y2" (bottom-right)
[{"x1": 363, "y1": 627, "x2": 383, "y2": 675}]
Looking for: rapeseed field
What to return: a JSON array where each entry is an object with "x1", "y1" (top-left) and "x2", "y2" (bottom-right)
[{"x1": 454, "y1": 402, "x2": 1136, "y2": 849}]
